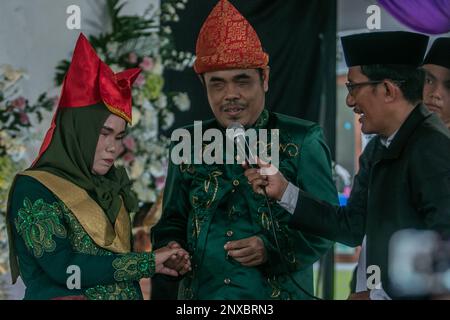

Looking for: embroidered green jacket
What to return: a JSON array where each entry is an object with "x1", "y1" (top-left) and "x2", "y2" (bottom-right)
[
  {"x1": 153, "y1": 110, "x2": 338, "y2": 300},
  {"x1": 7, "y1": 175, "x2": 155, "y2": 300}
]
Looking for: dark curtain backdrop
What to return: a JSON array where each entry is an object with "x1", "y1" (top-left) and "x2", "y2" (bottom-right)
[{"x1": 163, "y1": 0, "x2": 337, "y2": 156}]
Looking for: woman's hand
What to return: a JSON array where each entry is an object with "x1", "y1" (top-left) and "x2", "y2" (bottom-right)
[{"x1": 154, "y1": 244, "x2": 191, "y2": 277}]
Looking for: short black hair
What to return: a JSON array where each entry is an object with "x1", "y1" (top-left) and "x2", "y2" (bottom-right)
[{"x1": 360, "y1": 64, "x2": 425, "y2": 105}]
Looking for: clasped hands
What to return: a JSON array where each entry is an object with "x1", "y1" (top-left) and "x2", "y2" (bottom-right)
[
  {"x1": 155, "y1": 158, "x2": 287, "y2": 276},
  {"x1": 153, "y1": 241, "x2": 192, "y2": 277},
  {"x1": 157, "y1": 235, "x2": 269, "y2": 274}
]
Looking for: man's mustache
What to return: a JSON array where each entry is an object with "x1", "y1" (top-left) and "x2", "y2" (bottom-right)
[{"x1": 221, "y1": 102, "x2": 247, "y2": 111}]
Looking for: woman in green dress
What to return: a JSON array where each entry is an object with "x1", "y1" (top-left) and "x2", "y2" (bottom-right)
[{"x1": 6, "y1": 34, "x2": 190, "y2": 300}]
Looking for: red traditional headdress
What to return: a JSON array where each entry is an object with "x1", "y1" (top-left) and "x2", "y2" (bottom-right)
[
  {"x1": 193, "y1": 0, "x2": 269, "y2": 74},
  {"x1": 34, "y1": 33, "x2": 141, "y2": 164}
]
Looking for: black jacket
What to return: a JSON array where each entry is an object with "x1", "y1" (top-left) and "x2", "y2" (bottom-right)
[{"x1": 290, "y1": 104, "x2": 450, "y2": 297}]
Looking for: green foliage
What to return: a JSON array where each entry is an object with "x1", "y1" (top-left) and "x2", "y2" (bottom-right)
[{"x1": 55, "y1": 0, "x2": 162, "y2": 85}]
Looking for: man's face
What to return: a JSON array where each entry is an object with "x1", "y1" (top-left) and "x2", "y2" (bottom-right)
[
  {"x1": 91, "y1": 114, "x2": 126, "y2": 175},
  {"x1": 203, "y1": 68, "x2": 269, "y2": 128},
  {"x1": 346, "y1": 66, "x2": 391, "y2": 136},
  {"x1": 423, "y1": 64, "x2": 450, "y2": 128}
]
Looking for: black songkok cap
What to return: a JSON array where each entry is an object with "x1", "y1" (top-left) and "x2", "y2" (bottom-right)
[
  {"x1": 423, "y1": 37, "x2": 450, "y2": 69},
  {"x1": 342, "y1": 31, "x2": 429, "y2": 67}
]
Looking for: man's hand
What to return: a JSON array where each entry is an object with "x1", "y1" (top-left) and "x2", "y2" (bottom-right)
[
  {"x1": 224, "y1": 236, "x2": 267, "y2": 267},
  {"x1": 243, "y1": 158, "x2": 289, "y2": 201},
  {"x1": 156, "y1": 241, "x2": 191, "y2": 276}
]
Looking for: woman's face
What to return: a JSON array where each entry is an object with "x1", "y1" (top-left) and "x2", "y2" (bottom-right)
[{"x1": 91, "y1": 114, "x2": 126, "y2": 175}]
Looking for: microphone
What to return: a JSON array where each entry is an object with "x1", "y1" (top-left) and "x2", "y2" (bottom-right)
[{"x1": 226, "y1": 122, "x2": 258, "y2": 168}]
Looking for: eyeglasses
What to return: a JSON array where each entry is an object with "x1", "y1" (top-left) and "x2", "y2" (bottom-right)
[
  {"x1": 345, "y1": 81, "x2": 383, "y2": 95},
  {"x1": 345, "y1": 80, "x2": 406, "y2": 95}
]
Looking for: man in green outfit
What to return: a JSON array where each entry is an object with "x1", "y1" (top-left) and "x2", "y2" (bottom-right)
[
  {"x1": 153, "y1": 0, "x2": 338, "y2": 300},
  {"x1": 245, "y1": 31, "x2": 450, "y2": 299}
]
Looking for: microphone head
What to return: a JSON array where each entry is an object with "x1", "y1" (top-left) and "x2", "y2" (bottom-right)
[
  {"x1": 226, "y1": 122, "x2": 245, "y2": 139},
  {"x1": 227, "y1": 122, "x2": 244, "y2": 131}
]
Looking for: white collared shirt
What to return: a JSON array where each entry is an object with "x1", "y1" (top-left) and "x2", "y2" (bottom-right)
[{"x1": 379, "y1": 130, "x2": 398, "y2": 148}]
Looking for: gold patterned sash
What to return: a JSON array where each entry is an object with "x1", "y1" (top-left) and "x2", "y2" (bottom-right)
[{"x1": 20, "y1": 170, "x2": 131, "y2": 254}]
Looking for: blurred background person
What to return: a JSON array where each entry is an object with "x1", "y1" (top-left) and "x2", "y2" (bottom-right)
[{"x1": 423, "y1": 37, "x2": 450, "y2": 129}]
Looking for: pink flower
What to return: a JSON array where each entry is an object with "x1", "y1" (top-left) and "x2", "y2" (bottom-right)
[
  {"x1": 123, "y1": 152, "x2": 135, "y2": 164},
  {"x1": 19, "y1": 112, "x2": 30, "y2": 125},
  {"x1": 12, "y1": 97, "x2": 26, "y2": 110},
  {"x1": 139, "y1": 57, "x2": 154, "y2": 72},
  {"x1": 128, "y1": 52, "x2": 138, "y2": 64},
  {"x1": 155, "y1": 176, "x2": 166, "y2": 190},
  {"x1": 133, "y1": 73, "x2": 146, "y2": 88},
  {"x1": 122, "y1": 135, "x2": 136, "y2": 151}
]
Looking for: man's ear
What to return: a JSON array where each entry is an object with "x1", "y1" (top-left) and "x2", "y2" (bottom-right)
[{"x1": 383, "y1": 80, "x2": 399, "y2": 103}]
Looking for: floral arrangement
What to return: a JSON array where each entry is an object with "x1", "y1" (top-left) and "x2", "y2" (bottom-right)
[
  {"x1": 56, "y1": 0, "x2": 193, "y2": 205},
  {"x1": 0, "y1": 65, "x2": 55, "y2": 274},
  {"x1": 0, "y1": 65, "x2": 55, "y2": 212}
]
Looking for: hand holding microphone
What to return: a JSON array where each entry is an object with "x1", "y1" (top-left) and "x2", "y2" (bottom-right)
[
  {"x1": 226, "y1": 121, "x2": 289, "y2": 200},
  {"x1": 242, "y1": 157, "x2": 289, "y2": 201}
]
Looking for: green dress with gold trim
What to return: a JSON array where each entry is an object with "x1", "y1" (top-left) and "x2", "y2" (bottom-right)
[
  {"x1": 153, "y1": 109, "x2": 339, "y2": 300},
  {"x1": 7, "y1": 173, "x2": 155, "y2": 300}
]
